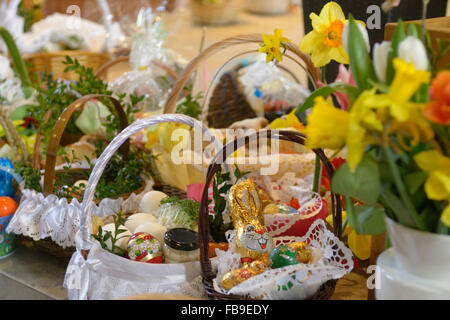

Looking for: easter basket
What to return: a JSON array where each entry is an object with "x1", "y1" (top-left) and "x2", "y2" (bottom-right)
[
  {"x1": 164, "y1": 34, "x2": 319, "y2": 128},
  {"x1": 64, "y1": 114, "x2": 226, "y2": 300},
  {"x1": 23, "y1": 51, "x2": 110, "y2": 81},
  {"x1": 197, "y1": 130, "x2": 353, "y2": 300},
  {"x1": 7, "y1": 94, "x2": 153, "y2": 261}
]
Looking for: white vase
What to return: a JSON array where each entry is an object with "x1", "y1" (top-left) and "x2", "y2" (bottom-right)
[{"x1": 375, "y1": 216, "x2": 450, "y2": 299}]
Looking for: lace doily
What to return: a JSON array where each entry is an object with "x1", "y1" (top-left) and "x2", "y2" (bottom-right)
[
  {"x1": 6, "y1": 179, "x2": 153, "y2": 248},
  {"x1": 212, "y1": 219, "x2": 353, "y2": 300}
]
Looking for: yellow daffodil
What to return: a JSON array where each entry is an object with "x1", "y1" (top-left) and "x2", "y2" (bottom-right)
[
  {"x1": 304, "y1": 97, "x2": 350, "y2": 150},
  {"x1": 364, "y1": 58, "x2": 433, "y2": 148},
  {"x1": 414, "y1": 150, "x2": 450, "y2": 227},
  {"x1": 326, "y1": 211, "x2": 372, "y2": 260},
  {"x1": 305, "y1": 90, "x2": 382, "y2": 171},
  {"x1": 299, "y1": 2, "x2": 361, "y2": 67},
  {"x1": 259, "y1": 29, "x2": 291, "y2": 63},
  {"x1": 368, "y1": 58, "x2": 431, "y2": 122},
  {"x1": 269, "y1": 109, "x2": 304, "y2": 131}
]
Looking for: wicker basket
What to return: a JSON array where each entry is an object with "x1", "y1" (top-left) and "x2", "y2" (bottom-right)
[
  {"x1": 23, "y1": 51, "x2": 110, "y2": 81},
  {"x1": 17, "y1": 94, "x2": 134, "y2": 261},
  {"x1": 198, "y1": 130, "x2": 343, "y2": 300},
  {"x1": 190, "y1": 0, "x2": 242, "y2": 25},
  {"x1": 163, "y1": 34, "x2": 320, "y2": 128}
]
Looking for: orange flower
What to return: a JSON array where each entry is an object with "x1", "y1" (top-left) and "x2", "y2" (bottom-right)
[{"x1": 423, "y1": 71, "x2": 450, "y2": 125}]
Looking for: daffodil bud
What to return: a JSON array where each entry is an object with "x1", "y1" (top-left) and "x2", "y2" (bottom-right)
[
  {"x1": 397, "y1": 36, "x2": 429, "y2": 70},
  {"x1": 373, "y1": 41, "x2": 392, "y2": 83},
  {"x1": 342, "y1": 22, "x2": 370, "y2": 55}
]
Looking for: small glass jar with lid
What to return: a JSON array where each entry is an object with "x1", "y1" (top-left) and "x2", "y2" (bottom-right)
[{"x1": 163, "y1": 228, "x2": 200, "y2": 263}]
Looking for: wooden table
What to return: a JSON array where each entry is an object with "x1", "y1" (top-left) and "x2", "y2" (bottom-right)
[{"x1": 0, "y1": 244, "x2": 368, "y2": 300}]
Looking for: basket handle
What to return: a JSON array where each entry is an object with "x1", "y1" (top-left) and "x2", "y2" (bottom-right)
[
  {"x1": 163, "y1": 34, "x2": 320, "y2": 114},
  {"x1": 95, "y1": 56, "x2": 179, "y2": 82},
  {"x1": 42, "y1": 94, "x2": 130, "y2": 196},
  {"x1": 198, "y1": 130, "x2": 343, "y2": 282},
  {"x1": 78, "y1": 114, "x2": 225, "y2": 254}
]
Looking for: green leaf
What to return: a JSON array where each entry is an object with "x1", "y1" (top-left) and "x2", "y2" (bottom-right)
[
  {"x1": 404, "y1": 171, "x2": 428, "y2": 195},
  {"x1": 347, "y1": 15, "x2": 371, "y2": 91},
  {"x1": 407, "y1": 23, "x2": 420, "y2": 38},
  {"x1": 0, "y1": 27, "x2": 33, "y2": 90},
  {"x1": 295, "y1": 83, "x2": 359, "y2": 116},
  {"x1": 10, "y1": 105, "x2": 30, "y2": 120},
  {"x1": 331, "y1": 153, "x2": 381, "y2": 206},
  {"x1": 103, "y1": 231, "x2": 112, "y2": 242},
  {"x1": 353, "y1": 205, "x2": 386, "y2": 235},
  {"x1": 385, "y1": 20, "x2": 406, "y2": 85},
  {"x1": 380, "y1": 189, "x2": 416, "y2": 228}
]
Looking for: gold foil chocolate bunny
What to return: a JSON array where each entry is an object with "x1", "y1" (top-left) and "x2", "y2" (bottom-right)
[{"x1": 228, "y1": 179, "x2": 274, "y2": 260}]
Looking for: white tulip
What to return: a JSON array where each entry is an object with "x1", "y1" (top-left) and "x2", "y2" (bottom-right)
[
  {"x1": 342, "y1": 22, "x2": 370, "y2": 55},
  {"x1": 397, "y1": 36, "x2": 429, "y2": 70},
  {"x1": 373, "y1": 41, "x2": 392, "y2": 83}
]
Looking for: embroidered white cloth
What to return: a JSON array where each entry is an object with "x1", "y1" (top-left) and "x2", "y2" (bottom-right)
[{"x1": 64, "y1": 233, "x2": 207, "y2": 300}]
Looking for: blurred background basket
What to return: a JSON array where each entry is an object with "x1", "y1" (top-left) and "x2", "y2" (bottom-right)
[
  {"x1": 23, "y1": 50, "x2": 110, "y2": 81},
  {"x1": 164, "y1": 34, "x2": 319, "y2": 128},
  {"x1": 190, "y1": 0, "x2": 242, "y2": 25}
]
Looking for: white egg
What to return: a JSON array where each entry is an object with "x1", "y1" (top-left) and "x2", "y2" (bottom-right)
[
  {"x1": 74, "y1": 180, "x2": 89, "y2": 189},
  {"x1": 139, "y1": 190, "x2": 168, "y2": 214},
  {"x1": 101, "y1": 223, "x2": 131, "y2": 251},
  {"x1": 134, "y1": 222, "x2": 167, "y2": 244},
  {"x1": 125, "y1": 213, "x2": 158, "y2": 234}
]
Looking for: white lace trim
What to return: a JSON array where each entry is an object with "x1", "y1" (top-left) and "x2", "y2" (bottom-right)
[
  {"x1": 212, "y1": 219, "x2": 353, "y2": 299},
  {"x1": 6, "y1": 179, "x2": 153, "y2": 248}
]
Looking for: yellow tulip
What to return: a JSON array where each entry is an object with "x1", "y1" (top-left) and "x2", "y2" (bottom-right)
[{"x1": 414, "y1": 150, "x2": 450, "y2": 227}]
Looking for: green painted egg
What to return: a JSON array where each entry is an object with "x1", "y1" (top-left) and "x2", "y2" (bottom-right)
[{"x1": 268, "y1": 245, "x2": 300, "y2": 269}]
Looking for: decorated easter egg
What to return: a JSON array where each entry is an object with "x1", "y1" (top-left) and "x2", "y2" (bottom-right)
[
  {"x1": 126, "y1": 232, "x2": 163, "y2": 263},
  {"x1": 125, "y1": 213, "x2": 158, "y2": 233},
  {"x1": 0, "y1": 197, "x2": 18, "y2": 217},
  {"x1": 268, "y1": 245, "x2": 300, "y2": 269},
  {"x1": 139, "y1": 190, "x2": 168, "y2": 214}
]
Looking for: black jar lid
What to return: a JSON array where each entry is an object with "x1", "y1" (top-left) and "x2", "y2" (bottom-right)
[{"x1": 164, "y1": 228, "x2": 199, "y2": 251}]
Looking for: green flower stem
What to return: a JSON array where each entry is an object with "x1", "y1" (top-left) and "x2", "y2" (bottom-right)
[
  {"x1": 421, "y1": 0, "x2": 430, "y2": 45},
  {"x1": 0, "y1": 27, "x2": 32, "y2": 90},
  {"x1": 312, "y1": 66, "x2": 327, "y2": 194},
  {"x1": 383, "y1": 145, "x2": 427, "y2": 231},
  {"x1": 312, "y1": 153, "x2": 322, "y2": 193},
  {"x1": 320, "y1": 66, "x2": 326, "y2": 84}
]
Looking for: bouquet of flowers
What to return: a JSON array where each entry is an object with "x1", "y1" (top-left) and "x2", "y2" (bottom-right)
[
  {"x1": 258, "y1": 1, "x2": 449, "y2": 261},
  {"x1": 294, "y1": 1, "x2": 449, "y2": 239}
]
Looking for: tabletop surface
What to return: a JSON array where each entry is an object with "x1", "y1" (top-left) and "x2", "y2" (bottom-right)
[{"x1": 0, "y1": 244, "x2": 368, "y2": 300}]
